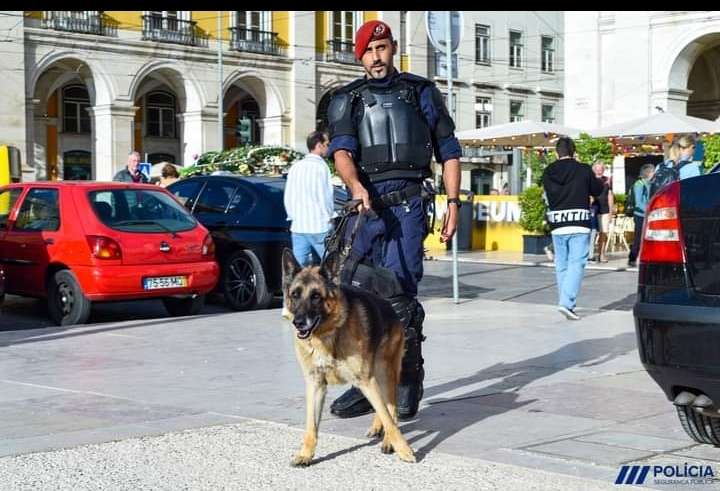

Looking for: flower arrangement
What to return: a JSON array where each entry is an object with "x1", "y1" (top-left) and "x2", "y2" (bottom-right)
[{"x1": 180, "y1": 145, "x2": 305, "y2": 177}]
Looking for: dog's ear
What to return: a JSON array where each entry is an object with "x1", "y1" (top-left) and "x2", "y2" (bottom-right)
[
  {"x1": 320, "y1": 251, "x2": 343, "y2": 284},
  {"x1": 282, "y1": 248, "x2": 301, "y2": 288}
]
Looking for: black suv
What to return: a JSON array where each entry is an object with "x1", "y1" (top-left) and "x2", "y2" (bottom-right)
[
  {"x1": 168, "y1": 175, "x2": 347, "y2": 311},
  {"x1": 634, "y1": 172, "x2": 720, "y2": 445}
]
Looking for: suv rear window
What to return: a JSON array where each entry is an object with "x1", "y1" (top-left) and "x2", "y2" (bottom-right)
[{"x1": 88, "y1": 189, "x2": 197, "y2": 233}]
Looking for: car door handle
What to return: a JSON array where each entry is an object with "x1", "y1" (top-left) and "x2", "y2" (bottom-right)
[{"x1": 44, "y1": 238, "x2": 54, "y2": 245}]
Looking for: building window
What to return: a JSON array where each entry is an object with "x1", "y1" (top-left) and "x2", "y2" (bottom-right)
[
  {"x1": 475, "y1": 24, "x2": 490, "y2": 65},
  {"x1": 235, "y1": 11, "x2": 269, "y2": 31},
  {"x1": 510, "y1": 100, "x2": 524, "y2": 122},
  {"x1": 143, "y1": 11, "x2": 195, "y2": 46},
  {"x1": 62, "y1": 85, "x2": 91, "y2": 134},
  {"x1": 542, "y1": 36, "x2": 555, "y2": 73},
  {"x1": 542, "y1": 104, "x2": 555, "y2": 123},
  {"x1": 509, "y1": 30, "x2": 523, "y2": 68},
  {"x1": 146, "y1": 91, "x2": 176, "y2": 138},
  {"x1": 434, "y1": 51, "x2": 458, "y2": 78},
  {"x1": 331, "y1": 11, "x2": 356, "y2": 44},
  {"x1": 475, "y1": 97, "x2": 492, "y2": 128},
  {"x1": 441, "y1": 91, "x2": 458, "y2": 117}
]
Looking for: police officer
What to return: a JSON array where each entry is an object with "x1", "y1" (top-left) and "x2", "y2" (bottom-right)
[{"x1": 327, "y1": 20, "x2": 461, "y2": 420}]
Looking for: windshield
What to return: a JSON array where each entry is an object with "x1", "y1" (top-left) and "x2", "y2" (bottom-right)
[{"x1": 88, "y1": 189, "x2": 197, "y2": 233}]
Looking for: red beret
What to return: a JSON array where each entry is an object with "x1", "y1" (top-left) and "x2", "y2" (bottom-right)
[{"x1": 354, "y1": 20, "x2": 393, "y2": 60}]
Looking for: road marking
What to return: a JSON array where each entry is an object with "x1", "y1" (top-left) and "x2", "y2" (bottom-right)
[
  {"x1": 0, "y1": 379, "x2": 136, "y2": 402},
  {"x1": 104, "y1": 333, "x2": 145, "y2": 339}
]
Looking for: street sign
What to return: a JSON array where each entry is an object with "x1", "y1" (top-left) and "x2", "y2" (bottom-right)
[
  {"x1": 425, "y1": 11, "x2": 463, "y2": 53},
  {"x1": 138, "y1": 162, "x2": 151, "y2": 179}
]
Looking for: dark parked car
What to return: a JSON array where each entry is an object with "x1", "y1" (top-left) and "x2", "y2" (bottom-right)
[
  {"x1": 634, "y1": 171, "x2": 720, "y2": 445},
  {"x1": 0, "y1": 264, "x2": 4, "y2": 307},
  {"x1": 168, "y1": 175, "x2": 348, "y2": 311}
]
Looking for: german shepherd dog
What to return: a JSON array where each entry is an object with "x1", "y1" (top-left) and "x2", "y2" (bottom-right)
[{"x1": 282, "y1": 249, "x2": 416, "y2": 466}]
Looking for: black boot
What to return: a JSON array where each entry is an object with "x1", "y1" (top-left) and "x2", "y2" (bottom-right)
[
  {"x1": 394, "y1": 299, "x2": 425, "y2": 420},
  {"x1": 330, "y1": 386, "x2": 373, "y2": 418}
]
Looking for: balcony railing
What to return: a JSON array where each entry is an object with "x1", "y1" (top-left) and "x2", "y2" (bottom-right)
[
  {"x1": 325, "y1": 40, "x2": 357, "y2": 65},
  {"x1": 229, "y1": 27, "x2": 283, "y2": 56},
  {"x1": 142, "y1": 15, "x2": 197, "y2": 46},
  {"x1": 42, "y1": 11, "x2": 104, "y2": 36}
]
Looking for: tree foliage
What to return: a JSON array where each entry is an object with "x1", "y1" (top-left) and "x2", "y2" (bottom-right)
[
  {"x1": 575, "y1": 132, "x2": 614, "y2": 165},
  {"x1": 702, "y1": 134, "x2": 720, "y2": 170}
]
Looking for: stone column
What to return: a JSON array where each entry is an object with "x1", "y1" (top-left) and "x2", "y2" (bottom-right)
[
  {"x1": 289, "y1": 11, "x2": 317, "y2": 151},
  {"x1": 180, "y1": 108, "x2": 220, "y2": 166},
  {"x1": 91, "y1": 103, "x2": 136, "y2": 181},
  {"x1": 653, "y1": 88, "x2": 692, "y2": 116},
  {"x1": 257, "y1": 115, "x2": 290, "y2": 146}
]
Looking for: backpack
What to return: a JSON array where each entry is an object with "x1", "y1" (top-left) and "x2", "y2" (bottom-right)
[
  {"x1": 648, "y1": 161, "x2": 684, "y2": 198},
  {"x1": 624, "y1": 180, "x2": 637, "y2": 217}
]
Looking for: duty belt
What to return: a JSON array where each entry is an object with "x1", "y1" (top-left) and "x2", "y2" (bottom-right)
[{"x1": 372, "y1": 183, "x2": 424, "y2": 210}]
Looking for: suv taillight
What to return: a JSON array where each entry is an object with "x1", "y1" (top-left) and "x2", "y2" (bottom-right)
[
  {"x1": 86, "y1": 235, "x2": 122, "y2": 260},
  {"x1": 201, "y1": 234, "x2": 215, "y2": 257},
  {"x1": 639, "y1": 182, "x2": 685, "y2": 264}
]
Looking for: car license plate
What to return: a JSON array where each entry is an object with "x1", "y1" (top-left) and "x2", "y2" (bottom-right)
[{"x1": 143, "y1": 276, "x2": 187, "y2": 290}]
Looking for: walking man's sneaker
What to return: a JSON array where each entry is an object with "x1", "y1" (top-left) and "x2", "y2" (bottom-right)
[
  {"x1": 558, "y1": 305, "x2": 581, "y2": 320},
  {"x1": 628, "y1": 259, "x2": 637, "y2": 268},
  {"x1": 543, "y1": 245, "x2": 554, "y2": 261}
]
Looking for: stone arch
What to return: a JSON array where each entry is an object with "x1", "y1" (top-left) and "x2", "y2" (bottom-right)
[
  {"x1": 663, "y1": 27, "x2": 720, "y2": 118},
  {"x1": 223, "y1": 70, "x2": 286, "y2": 119},
  {"x1": 29, "y1": 51, "x2": 112, "y2": 106},
  {"x1": 29, "y1": 55, "x2": 107, "y2": 181},
  {"x1": 128, "y1": 60, "x2": 206, "y2": 113}
]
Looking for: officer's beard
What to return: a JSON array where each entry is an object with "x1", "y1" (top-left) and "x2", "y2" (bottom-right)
[{"x1": 366, "y1": 62, "x2": 390, "y2": 80}]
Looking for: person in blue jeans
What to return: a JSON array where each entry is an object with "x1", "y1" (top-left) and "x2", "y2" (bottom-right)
[
  {"x1": 627, "y1": 163, "x2": 656, "y2": 267},
  {"x1": 543, "y1": 137, "x2": 604, "y2": 320},
  {"x1": 283, "y1": 131, "x2": 335, "y2": 267}
]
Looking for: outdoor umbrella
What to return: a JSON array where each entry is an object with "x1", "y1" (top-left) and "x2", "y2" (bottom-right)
[
  {"x1": 455, "y1": 120, "x2": 582, "y2": 147},
  {"x1": 590, "y1": 112, "x2": 720, "y2": 141}
]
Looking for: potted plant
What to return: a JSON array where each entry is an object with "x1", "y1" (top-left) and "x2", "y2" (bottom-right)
[{"x1": 518, "y1": 185, "x2": 551, "y2": 255}]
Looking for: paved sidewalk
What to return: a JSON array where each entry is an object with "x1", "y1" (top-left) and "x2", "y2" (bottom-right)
[
  {"x1": 428, "y1": 249, "x2": 636, "y2": 272},
  {"x1": 0, "y1": 290, "x2": 715, "y2": 489},
  {"x1": 0, "y1": 419, "x2": 627, "y2": 491}
]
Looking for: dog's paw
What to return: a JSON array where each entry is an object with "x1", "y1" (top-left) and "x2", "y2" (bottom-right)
[
  {"x1": 290, "y1": 454, "x2": 313, "y2": 467},
  {"x1": 396, "y1": 446, "x2": 416, "y2": 463},
  {"x1": 380, "y1": 439, "x2": 394, "y2": 454},
  {"x1": 366, "y1": 424, "x2": 384, "y2": 439}
]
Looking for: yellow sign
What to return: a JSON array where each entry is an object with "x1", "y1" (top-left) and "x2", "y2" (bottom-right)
[
  {"x1": 425, "y1": 195, "x2": 525, "y2": 252},
  {"x1": 0, "y1": 145, "x2": 9, "y2": 186}
]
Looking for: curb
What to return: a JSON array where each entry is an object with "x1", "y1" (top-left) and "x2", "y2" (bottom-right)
[{"x1": 428, "y1": 256, "x2": 638, "y2": 273}]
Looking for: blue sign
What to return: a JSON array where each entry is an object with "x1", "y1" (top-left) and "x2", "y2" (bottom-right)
[{"x1": 138, "y1": 162, "x2": 151, "y2": 179}]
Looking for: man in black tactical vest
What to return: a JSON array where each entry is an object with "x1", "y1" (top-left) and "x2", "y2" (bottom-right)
[{"x1": 326, "y1": 20, "x2": 462, "y2": 420}]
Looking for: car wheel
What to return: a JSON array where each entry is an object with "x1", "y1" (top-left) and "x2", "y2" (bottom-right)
[
  {"x1": 676, "y1": 405, "x2": 720, "y2": 445},
  {"x1": 47, "y1": 270, "x2": 92, "y2": 326},
  {"x1": 222, "y1": 249, "x2": 272, "y2": 311},
  {"x1": 162, "y1": 295, "x2": 205, "y2": 317}
]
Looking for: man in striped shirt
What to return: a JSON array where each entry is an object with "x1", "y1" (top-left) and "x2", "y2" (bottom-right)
[{"x1": 283, "y1": 131, "x2": 335, "y2": 266}]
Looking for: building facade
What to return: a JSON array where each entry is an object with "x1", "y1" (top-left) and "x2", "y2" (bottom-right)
[
  {"x1": 0, "y1": 11, "x2": 563, "y2": 186},
  {"x1": 565, "y1": 11, "x2": 720, "y2": 129},
  {"x1": 408, "y1": 11, "x2": 564, "y2": 194}
]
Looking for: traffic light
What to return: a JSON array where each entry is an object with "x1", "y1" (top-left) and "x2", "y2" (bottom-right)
[{"x1": 237, "y1": 118, "x2": 252, "y2": 145}]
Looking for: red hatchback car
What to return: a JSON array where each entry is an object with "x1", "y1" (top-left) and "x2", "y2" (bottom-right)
[{"x1": 0, "y1": 182, "x2": 219, "y2": 325}]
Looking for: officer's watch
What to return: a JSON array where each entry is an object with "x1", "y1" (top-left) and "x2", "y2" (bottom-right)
[{"x1": 447, "y1": 198, "x2": 462, "y2": 208}]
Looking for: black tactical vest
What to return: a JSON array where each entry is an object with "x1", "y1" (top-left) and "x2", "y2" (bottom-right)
[{"x1": 353, "y1": 80, "x2": 433, "y2": 182}]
